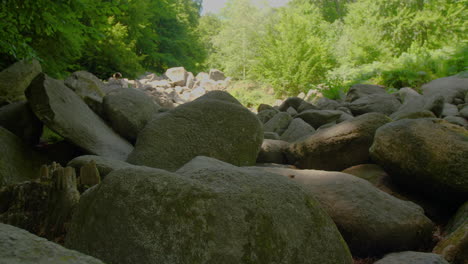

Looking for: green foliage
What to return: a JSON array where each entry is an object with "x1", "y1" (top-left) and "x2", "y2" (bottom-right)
[{"x1": 227, "y1": 81, "x2": 278, "y2": 109}]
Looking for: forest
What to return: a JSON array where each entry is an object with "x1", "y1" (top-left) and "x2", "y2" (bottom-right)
[{"x1": 0, "y1": 0, "x2": 467, "y2": 97}]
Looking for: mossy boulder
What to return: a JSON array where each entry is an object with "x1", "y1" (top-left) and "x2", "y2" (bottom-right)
[
  {"x1": 422, "y1": 75, "x2": 468, "y2": 104},
  {"x1": 64, "y1": 71, "x2": 106, "y2": 99},
  {"x1": 375, "y1": 251, "x2": 449, "y2": 264},
  {"x1": 287, "y1": 113, "x2": 391, "y2": 171},
  {"x1": 0, "y1": 127, "x2": 46, "y2": 187},
  {"x1": 280, "y1": 118, "x2": 315, "y2": 142},
  {"x1": 295, "y1": 109, "x2": 342, "y2": 128},
  {"x1": 66, "y1": 157, "x2": 353, "y2": 264},
  {"x1": 370, "y1": 118, "x2": 468, "y2": 202},
  {"x1": 347, "y1": 94, "x2": 401, "y2": 116},
  {"x1": 103, "y1": 88, "x2": 160, "y2": 142},
  {"x1": 127, "y1": 92, "x2": 263, "y2": 171},
  {"x1": 0, "y1": 101, "x2": 43, "y2": 145},
  {"x1": 345, "y1": 84, "x2": 387, "y2": 102},
  {"x1": 0, "y1": 223, "x2": 104, "y2": 264},
  {"x1": 248, "y1": 167, "x2": 434, "y2": 256},
  {"x1": 256, "y1": 139, "x2": 289, "y2": 164},
  {"x1": 0, "y1": 59, "x2": 42, "y2": 105},
  {"x1": 26, "y1": 74, "x2": 133, "y2": 160},
  {"x1": 263, "y1": 112, "x2": 292, "y2": 135}
]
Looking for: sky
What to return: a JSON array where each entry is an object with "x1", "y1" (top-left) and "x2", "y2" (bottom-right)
[{"x1": 202, "y1": 0, "x2": 291, "y2": 15}]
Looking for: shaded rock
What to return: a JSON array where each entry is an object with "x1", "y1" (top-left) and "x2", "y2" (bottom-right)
[
  {"x1": 263, "y1": 132, "x2": 280, "y2": 140},
  {"x1": 194, "y1": 90, "x2": 242, "y2": 105},
  {"x1": 286, "y1": 106, "x2": 297, "y2": 116},
  {"x1": 103, "y1": 88, "x2": 160, "y2": 142},
  {"x1": 297, "y1": 101, "x2": 319, "y2": 112},
  {"x1": 64, "y1": 71, "x2": 106, "y2": 99},
  {"x1": 209, "y1": 69, "x2": 226, "y2": 81},
  {"x1": 26, "y1": 74, "x2": 133, "y2": 160},
  {"x1": 257, "y1": 139, "x2": 289, "y2": 164},
  {"x1": 398, "y1": 87, "x2": 421, "y2": 103},
  {"x1": 370, "y1": 118, "x2": 468, "y2": 202},
  {"x1": 0, "y1": 102, "x2": 42, "y2": 145},
  {"x1": 0, "y1": 59, "x2": 42, "y2": 105},
  {"x1": 391, "y1": 94, "x2": 445, "y2": 119},
  {"x1": 442, "y1": 103, "x2": 459, "y2": 117},
  {"x1": 394, "y1": 110, "x2": 436, "y2": 120},
  {"x1": 279, "y1": 97, "x2": 304, "y2": 111},
  {"x1": 336, "y1": 111, "x2": 354, "y2": 123},
  {"x1": 433, "y1": 223, "x2": 468, "y2": 264},
  {"x1": 348, "y1": 94, "x2": 401, "y2": 116},
  {"x1": 446, "y1": 202, "x2": 468, "y2": 234},
  {"x1": 460, "y1": 105, "x2": 468, "y2": 118},
  {"x1": 0, "y1": 127, "x2": 46, "y2": 187},
  {"x1": 165, "y1": 67, "x2": 187, "y2": 86},
  {"x1": 127, "y1": 92, "x2": 263, "y2": 171},
  {"x1": 315, "y1": 97, "x2": 341, "y2": 110},
  {"x1": 375, "y1": 251, "x2": 449, "y2": 264},
  {"x1": 257, "y1": 103, "x2": 274, "y2": 112},
  {"x1": 68, "y1": 155, "x2": 132, "y2": 179},
  {"x1": 342, "y1": 164, "x2": 396, "y2": 194},
  {"x1": 280, "y1": 118, "x2": 315, "y2": 142},
  {"x1": 257, "y1": 109, "x2": 278, "y2": 124},
  {"x1": 0, "y1": 223, "x2": 104, "y2": 264},
  {"x1": 248, "y1": 167, "x2": 434, "y2": 256},
  {"x1": 66, "y1": 157, "x2": 353, "y2": 264},
  {"x1": 422, "y1": 75, "x2": 468, "y2": 104},
  {"x1": 444, "y1": 116, "x2": 468, "y2": 128},
  {"x1": 287, "y1": 113, "x2": 391, "y2": 171},
  {"x1": 263, "y1": 112, "x2": 292, "y2": 135},
  {"x1": 346, "y1": 84, "x2": 387, "y2": 102},
  {"x1": 296, "y1": 109, "x2": 342, "y2": 128},
  {"x1": 149, "y1": 90, "x2": 175, "y2": 108}
]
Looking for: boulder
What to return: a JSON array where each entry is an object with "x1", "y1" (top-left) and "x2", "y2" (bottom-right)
[
  {"x1": 460, "y1": 105, "x2": 468, "y2": 118},
  {"x1": 257, "y1": 103, "x2": 274, "y2": 112},
  {"x1": 64, "y1": 71, "x2": 106, "y2": 99},
  {"x1": 262, "y1": 112, "x2": 292, "y2": 135},
  {"x1": 347, "y1": 94, "x2": 401, "y2": 116},
  {"x1": 370, "y1": 118, "x2": 468, "y2": 202},
  {"x1": 444, "y1": 116, "x2": 468, "y2": 128},
  {"x1": 248, "y1": 167, "x2": 434, "y2": 256},
  {"x1": 442, "y1": 103, "x2": 459, "y2": 117},
  {"x1": 278, "y1": 97, "x2": 304, "y2": 111},
  {"x1": 297, "y1": 101, "x2": 319, "y2": 112},
  {"x1": 0, "y1": 223, "x2": 104, "y2": 264},
  {"x1": 165, "y1": 67, "x2": 187, "y2": 86},
  {"x1": 209, "y1": 69, "x2": 226, "y2": 81},
  {"x1": 0, "y1": 59, "x2": 42, "y2": 105},
  {"x1": 286, "y1": 106, "x2": 298, "y2": 116},
  {"x1": 195, "y1": 72, "x2": 209, "y2": 81},
  {"x1": 198, "y1": 79, "x2": 217, "y2": 91},
  {"x1": 287, "y1": 113, "x2": 391, "y2": 171},
  {"x1": 127, "y1": 92, "x2": 263, "y2": 171},
  {"x1": 422, "y1": 75, "x2": 468, "y2": 104},
  {"x1": 66, "y1": 157, "x2": 353, "y2": 264},
  {"x1": 0, "y1": 127, "x2": 46, "y2": 187},
  {"x1": 103, "y1": 88, "x2": 160, "y2": 142},
  {"x1": 68, "y1": 155, "x2": 132, "y2": 178},
  {"x1": 315, "y1": 97, "x2": 341, "y2": 110},
  {"x1": 342, "y1": 164, "x2": 397, "y2": 196},
  {"x1": 257, "y1": 109, "x2": 277, "y2": 124},
  {"x1": 398, "y1": 87, "x2": 421, "y2": 103},
  {"x1": 346, "y1": 84, "x2": 387, "y2": 102},
  {"x1": 394, "y1": 110, "x2": 436, "y2": 120},
  {"x1": 280, "y1": 118, "x2": 315, "y2": 142},
  {"x1": 446, "y1": 201, "x2": 468, "y2": 234},
  {"x1": 0, "y1": 102, "x2": 42, "y2": 145},
  {"x1": 149, "y1": 90, "x2": 175, "y2": 108},
  {"x1": 186, "y1": 72, "x2": 195, "y2": 89},
  {"x1": 263, "y1": 132, "x2": 280, "y2": 140},
  {"x1": 390, "y1": 94, "x2": 445, "y2": 120},
  {"x1": 256, "y1": 139, "x2": 289, "y2": 164},
  {"x1": 375, "y1": 251, "x2": 449, "y2": 264},
  {"x1": 190, "y1": 87, "x2": 206, "y2": 100},
  {"x1": 295, "y1": 109, "x2": 342, "y2": 128},
  {"x1": 26, "y1": 74, "x2": 133, "y2": 160}
]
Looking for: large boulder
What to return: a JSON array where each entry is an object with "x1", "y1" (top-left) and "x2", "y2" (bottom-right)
[
  {"x1": 391, "y1": 94, "x2": 444, "y2": 120},
  {"x1": 165, "y1": 67, "x2": 188, "y2": 86},
  {"x1": 262, "y1": 112, "x2": 292, "y2": 135},
  {"x1": 295, "y1": 109, "x2": 342, "y2": 128},
  {"x1": 0, "y1": 223, "x2": 104, "y2": 264},
  {"x1": 127, "y1": 92, "x2": 263, "y2": 171},
  {"x1": 422, "y1": 75, "x2": 468, "y2": 104},
  {"x1": 25, "y1": 74, "x2": 133, "y2": 160},
  {"x1": 66, "y1": 157, "x2": 353, "y2": 264},
  {"x1": 256, "y1": 139, "x2": 289, "y2": 164},
  {"x1": 0, "y1": 101, "x2": 43, "y2": 145},
  {"x1": 257, "y1": 109, "x2": 278, "y2": 124},
  {"x1": 0, "y1": 59, "x2": 42, "y2": 105},
  {"x1": 103, "y1": 88, "x2": 160, "y2": 142},
  {"x1": 0, "y1": 127, "x2": 46, "y2": 187},
  {"x1": 346, "y1": 84, "x2": 387, "y2": 102},
  {"x1": 278, "y1": 97, "x2": 304, "y2": 111},
  {"x1": 64, "y1": 71, "x2": 106, "y2": 99},
  {"x1": 249, "y1": 167, "x2": 434, "y2": 256},
  {"x1": 374, "y1": 251, "x2": 449, "y2": 264},
  {"x1": 370, "y1": 118, "x2": 468, "y2": 202},
  {"x1": 347, "y1": 94, "x2": 401, "y2": 116},
  {"x1": 280, "y1": 118, "x2": 315, "y2": 142},
  {"x1": 287, "y1": 113, "x2": 391, "y2": 171}
]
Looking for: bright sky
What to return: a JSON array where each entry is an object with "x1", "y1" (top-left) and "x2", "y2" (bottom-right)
[{"x1": 202, "y1": 0, "x2": 291, "y2": 15}]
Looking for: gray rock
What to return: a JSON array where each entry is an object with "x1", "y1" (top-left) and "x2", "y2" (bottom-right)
[
  {"x1": 209, "y1": 69, "x2": 226, "y2": 81},
  {"x1": 287, "y1": 113, "x2": 391, "y2": 171},
  {"x1": 186, "y1": 72, "x2": 195, "y2": 89},
  {"x1": 165, "y1": 67, "x2": 187, "y2": 86},
  {"x1": 0, "y1": 102, "x2": 42, "y2": 145},
  {"x1": 0, "y1": 59, "x2": 42, "y2": 105},
  {"x1": 195, "y1": 72, "x2": 209, "y2": 81},
  {"x1": 296, "y1": 109, "x2": 344, "y2": 129},
  {"x1": 375, "y1": 251, "x2": 449, "y2": 264},
  {"x1": 0, "y1": 127, "x2": 46, "y2": 187},
  {"x1": 297, "y1": 101, "x2": 319, "y2": 112},
  {"x1": 127, "y1": 92, "x2": 263, "y2": 171},
  {"x1": 64, "y1": 71, "x2": 106, "y2": 99},
  {"x1": 346, "y1": 84, "x2": 387, "y2": 102},
  {"x1": 248, "y1": 167, "x2": 434, "y2": 256},
  {"x1": 26, "y1": 74, "x2": 133, "y2": 160},
  {"x1": 315, "y1": 97, "x2": 341, "y2": 110},
  {"x1": 398, "y1": 87, "x2": 421, "y2": 103},
  {"x1": 443, "y1": 116, "x2": 468, "y2": 128},
  {"x1": 257, "y1": 103, "x2": 274, "y2": 112},
  {"x1": 391, "y1": 95, "x2": 445, "y2": 120},
  {"x1": 280, "y1": 118, "x2": 315, "y2": 142},
  {"x1": 286, "y1": 106, "x2": 298, "y2": 116},
  {"x1": 194, "y1": 90, "x2": 242, "y2": 105},
  {"x1": 68, "y1": 155, "x2": 132, "y2": 178},
  {"x1": 257, "y1": 139, "x2": 289, "y2": 164},
  {"x1": 263, "y1": 112, "x2": 292, "y2": 135},
  {"x1": 348, "y1": 94, "x2": 401, "y2": 116},
  {"x1": 370, "y1": 118, "x2": 468, "y2": 202},
  {"x1": 460, "y1": 105, "x2": 468, "y2": 118},
  {"x1": 66, "y1": 157, "x2": 353, "y2": 264},
  {"x1": 103, "y1": 88, "x2": 160, "y2": 142},
  {"x1": 422, "y1": 75, "x2": 468, "y2": 103},
  {"x1": 263, "y1": 132, "x2": 280, "y2": 140},
  {"x1": 279, "y1": 97, "x2": 304, "y2": 111},
  {"x1": 442, "y1": 103, "x2": 459, "y2": 117},
  {"x1": 0, "y1": 223, "x2": 104, "y2": 264},
  {"x1": 149, "y1": 90, "x2": 175, "y2": 108}
]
